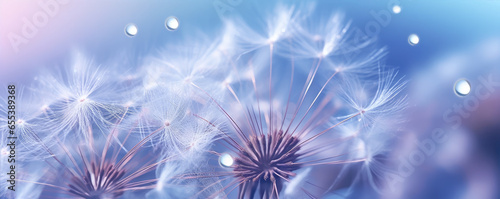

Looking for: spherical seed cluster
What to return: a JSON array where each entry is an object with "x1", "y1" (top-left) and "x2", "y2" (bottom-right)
[
  {"x1": 68, "y1": 162, "x2": 126, "y2": 199},
  {"x1": 234, "y1": 131, "x2": 302, "y2": 198}
]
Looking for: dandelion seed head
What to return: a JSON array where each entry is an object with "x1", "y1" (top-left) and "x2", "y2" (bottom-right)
[
  {"x1": 68, "y1": 161, "x2": 127, "y2": 198},
  {"x1": 180, "y1": 4, "x2": 406, "y2": 197},
  {"x1": 25, "y1": 122, "x2": 171, "y2": 199},
  {"x1": 230, "y1": 130, "x2": 302, "y2": 198}
]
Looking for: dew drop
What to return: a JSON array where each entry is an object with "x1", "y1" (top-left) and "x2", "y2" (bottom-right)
[
  {"x1": 165, "y1": 17, "x2": 179, "y2": 31},
  {"x1": 125, "y1": 24, "x2": 138, "y2": 37},
  {"x1": 454, "y1": 79, "x2": 471, "y2": 96},
  {"x1": 392, "y1": 5, "x2": 401, "y2": 14},
  {"x1": 219, "y1": 153, "x2": 234, "y2": 168},
  {"x1": 408, "y1": 34, "x2": 419, "y2": 46}
]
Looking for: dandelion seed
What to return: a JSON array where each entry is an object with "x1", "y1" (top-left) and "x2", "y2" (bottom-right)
[
  {"x1": 144, "y1": 37, "x2": 230, "y2": 97},
  {"x1": 36, "y1": 52, "x2": 124, "y2": 141},
  {"x1": 0, "y1": 87, "x2": 60, "y2": 160},
  {"x1": 221, "y1": 4, "x2": 299, "y2": 55}
]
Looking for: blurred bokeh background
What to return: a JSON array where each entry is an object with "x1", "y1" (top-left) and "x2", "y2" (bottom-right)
[{"x1": 1, "y1": 0, "x2": 500, "y2": 198}]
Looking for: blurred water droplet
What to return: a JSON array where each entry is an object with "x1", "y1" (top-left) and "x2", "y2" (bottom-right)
[
  {"x1": 165, "y1": 17, "x2": 179, "y2": 31},
  {"x1": 454, "y1": 79, "x2": 471, "y2": 96},
  {"x1": 392, "y1": 5, "x2": 401, "y2": 14},
  {"x1": 125, "y1": 24, "x2": 138, "y2": 37},
  {"x1": 408, "y1": 34, "x2": 419, "y2": 46},
  {"x1": 219, "y1": 153, "x2": 234, "y2": 168}
]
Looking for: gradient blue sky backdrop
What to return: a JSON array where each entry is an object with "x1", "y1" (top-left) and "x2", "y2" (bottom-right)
[
  {"x1": 1, "y1": 1, "x2": 500, "y2": 198},
  {"x1": 1, "y1": 0, "x2": 500, "y2": 84}
]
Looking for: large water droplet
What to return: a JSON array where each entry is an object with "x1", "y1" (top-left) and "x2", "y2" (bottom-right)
[
  {"x1": 408, "y1": 34, "x2": 419, "y2": 46},
  {"x1": 454, "y1": 79, "x2": 471, "y2": 96},
  {"x1": 165, "y1": 17, "x2": 179, "y2": 31},
  {"x1": 392, "y1": 5, "x2": 401, "y2": 14},
  {"x1": 219, "y1": 153, "x2": 234, "y2": 168},
  {"x1": 125, "y1": 24, "x2": 138, "y2": 37}
]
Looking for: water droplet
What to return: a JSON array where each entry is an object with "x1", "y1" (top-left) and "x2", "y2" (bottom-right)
[
  {"x1": 125, "y1": 24, "x2": 138, "y2": 37},
  {"x1": 219, "y1": 153, "x2": 234, "y2": 168},
  {"x1": 454, "y1": 79, "x2": 471, "y2": 96},
  {"x1": 392, "y1": 5, "x2": 401, "y2": 14},
  {"x1": 408, "y1": 34, "x2": 419, "y2": 46},
  {"x1": 165, "y1": 17, "x2": 179, "y2": 31}
]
